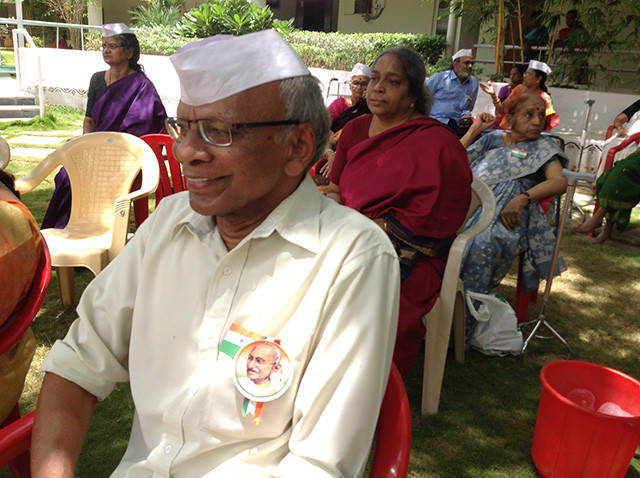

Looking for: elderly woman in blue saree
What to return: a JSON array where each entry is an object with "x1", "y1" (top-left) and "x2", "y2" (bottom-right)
[
  {"x1": 41, "y1": 23, "x2": 166, "y2": 230},
  {"x1": 459, "y1": 93, "x2": 568, "y2": 336}
]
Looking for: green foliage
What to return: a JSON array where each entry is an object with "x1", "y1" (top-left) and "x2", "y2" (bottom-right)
[
  {"x1": 542, "y1": 0, "x2": 640, "y2": 90},
  {"x1": 129, "y1": 0, "x2": 184, "y2": 28},
  {"x1": 134, "y1": 25, "x2": 197, "y2": 55},
  {"x1": 284, "y1": 31, "x2": 447, "y2": 70},
  {"x1": 272, "y1": 18, "x2": 295, "y2": 36},
  {"x1": 175, "y1": 0, "x2": 274, "y2": 38}
]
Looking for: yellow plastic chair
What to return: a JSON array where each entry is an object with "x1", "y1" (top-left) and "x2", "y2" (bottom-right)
[
  {"x1": 15, "y1": 132, "x2": 159, "y2": 306},
  {"x1": 421, "y1": 175, "x2": 496, "y2": 415}
]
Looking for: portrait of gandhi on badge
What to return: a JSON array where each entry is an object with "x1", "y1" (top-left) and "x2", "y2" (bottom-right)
[{"x1": 235, "y1": 340, "x2": 291, "y2": 400}]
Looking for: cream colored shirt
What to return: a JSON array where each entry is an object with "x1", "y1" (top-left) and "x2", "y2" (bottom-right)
[{"x1": 42, "y1": 176, "x2": 400, "y2": 478}]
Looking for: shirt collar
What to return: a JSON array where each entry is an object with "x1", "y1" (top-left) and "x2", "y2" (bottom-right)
[{"x1": 170, "y1": 175, "x2": 322, "y2": 253}]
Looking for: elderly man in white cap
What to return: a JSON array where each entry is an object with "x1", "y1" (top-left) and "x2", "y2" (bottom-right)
[
  {"x1": 31, "y1": 30, "x2": 400, "y2": 478},
  {"x1": 425, "y1": 48, "x2": 479, "y2": 137}
]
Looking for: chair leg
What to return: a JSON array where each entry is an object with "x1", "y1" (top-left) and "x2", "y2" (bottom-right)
[
  {"x1": 422, "y1": 301, "x2": 447, "y2": 416},
  {"x1": 56, "y1": 266, "x2": 75, "y2": 306},
  {"x1": 452, "y1": 292, "x2": 466, "y2": 364}
]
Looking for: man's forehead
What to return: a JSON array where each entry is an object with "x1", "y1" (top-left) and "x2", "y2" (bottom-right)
[
  {"x1": 459, "y1": 56, "x2": 474, "y2": 63},
  {"x1": 177, "y1": 82, "x2": 282, "y2": 119}
]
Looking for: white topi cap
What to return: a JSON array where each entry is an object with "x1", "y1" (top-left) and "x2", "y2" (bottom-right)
[
  {"x1": 351, "y1": 63, "x2": 371, "y2": 78},
  {"x1": 102, "y1": 23, "x2": 133, "y2": 37},
  {"x1": 529, "y1": 59, "x2": 552, "y2": 75},
  {"x1": 170, "y1": 30, "x2": 310, "y2": 107},
  {"x1": 453, "y1": 49, "x2": 473, "y2": 60}
]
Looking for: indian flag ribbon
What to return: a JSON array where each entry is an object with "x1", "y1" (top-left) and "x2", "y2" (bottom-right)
[
  {"x1": 511, "y1": 148, "x2": 528, "y2": 159},
  {"x1": 242, "y1": 398, "x2": 264, "y2": 425},
  {"x1": 220, "y1": 323, "x2": 266, "y2": 359}
]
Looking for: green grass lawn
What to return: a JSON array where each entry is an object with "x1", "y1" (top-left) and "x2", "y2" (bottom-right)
[{"x1": 2, "y1": 132, "x2": 640, "y2": 477}]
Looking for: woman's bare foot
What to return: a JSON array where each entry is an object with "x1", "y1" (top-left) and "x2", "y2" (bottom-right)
[
  {"x1": 592, "y1": 221, "x2": 613, "y2": 245},
  {"x1": 574, "y1": 207, "x2": 607, "y2": 233}
]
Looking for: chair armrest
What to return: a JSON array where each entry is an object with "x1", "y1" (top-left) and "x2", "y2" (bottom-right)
[
  {"x1": 604, "y1": 131, "x2": 640, "y2": 173},
  {"x1": 0, "y1": 411, "x2": 34, "y2": 467},
  {"x1": 605, "y1": 125, "x2": 616, "y2": 141},
  {"x1": 14, "y1": 149, "x2": 63, "y2": 194},
  {"x1": 109, "y1": 156, "x2": 160, "y2": 259}
]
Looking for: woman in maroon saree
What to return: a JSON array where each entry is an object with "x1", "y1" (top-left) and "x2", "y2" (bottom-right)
[
  {"x1": 327, "y1": 47, "x2": 472, "y2": 378},
  {"x1": 41, "y1": 23, "x2": 166, "y2": 230}
]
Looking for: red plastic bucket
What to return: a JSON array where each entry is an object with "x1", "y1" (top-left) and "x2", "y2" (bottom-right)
[{"x1": 532, "y1": 360, "x2": 640, "y2": 478}]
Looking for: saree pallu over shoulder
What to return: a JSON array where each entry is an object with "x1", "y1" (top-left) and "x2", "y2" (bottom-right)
[
  {"x1": 469, "y1": 134, "x2": 567, "y2": 186},
  {"x1": 338, "y1": 116, "x2": 472, "y2": 240},
  {"x1": 91, "y1": 72, "x2": 166, "y2": 136}
]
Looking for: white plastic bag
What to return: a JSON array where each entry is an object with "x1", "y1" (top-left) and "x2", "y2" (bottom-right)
[{"x1": 466, "y1": 291, "x2": 523, "y2": 356}]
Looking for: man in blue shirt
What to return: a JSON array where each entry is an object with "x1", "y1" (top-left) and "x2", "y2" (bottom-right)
[{"x1": 426, "y1": 48, "x2": 479, "y2": 138}]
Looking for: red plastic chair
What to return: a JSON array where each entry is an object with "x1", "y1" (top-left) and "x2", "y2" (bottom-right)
[
  {"x1": 0, "y1": 238, "x2": 52, "y2": 478},
  {"x1": 370, "y1": 362, "x2": 411, "y2": 478},
  {"x1": 134, "y1": 134, "x2": 187, "y2": 227}
]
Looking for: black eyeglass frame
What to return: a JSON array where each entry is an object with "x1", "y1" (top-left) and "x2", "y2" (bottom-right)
[{"x1": 164, "y1": 117, "x2": 300, "y2": 147}]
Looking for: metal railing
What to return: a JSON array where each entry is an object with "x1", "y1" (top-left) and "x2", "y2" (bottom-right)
[
  {"x1": 12, "y1": 28, "x2": 43, "y2": 117},
  {"x1": 0, "y1": 17, "x2": 101, "y2": 51}
]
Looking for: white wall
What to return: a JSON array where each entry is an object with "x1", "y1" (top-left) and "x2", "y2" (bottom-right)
[{"x1": 337, "y1": 0, "x2": 436, "y2": 34}]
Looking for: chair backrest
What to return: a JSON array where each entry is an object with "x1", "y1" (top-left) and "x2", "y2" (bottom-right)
[
  {"x1": 0, "y1": 238, "x2": 51, "y2": 356},
  {"x1": 603, "y1": 131, "x2": 640, "y2": 173},
  {"x1": 369, "y1": 362, "x2": 411, "y2": 478},
  {"x1": 458, "y1": 175, "x2": 496, "y2": 235},
  {"x1": 0, "y1": 137, "x2": 10, "y2": 171},
  {"x1": 140, "y1": 134, "x2": 186, "y2": 205}
]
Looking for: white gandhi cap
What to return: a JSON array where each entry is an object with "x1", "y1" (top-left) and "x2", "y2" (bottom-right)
[
  {"x1": 351, "y1": 63, "x2": 371, "y2": 78},
  {"x1": 452, "y1": 49, "x2": 473, "y2": 60},
  {"x1": 170, "y1": 30, "x2": 310, "y2": 107},
  {"x1": 529, "y1": 60, "x2": 552, "y2": 75},
  {"x1": 102, "y1": 23, "x2": 133, "y2": 37}
]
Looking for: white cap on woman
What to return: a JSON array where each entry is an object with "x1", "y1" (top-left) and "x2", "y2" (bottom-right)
[{"x1": 351, "y1": 63, "x2": 371, "y2": 78}]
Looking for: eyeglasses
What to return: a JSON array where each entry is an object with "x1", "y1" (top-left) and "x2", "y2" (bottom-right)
[
  {"x1": 100, "y1": 43, "x2": 122, "y2": 52},
  {"x1": 351, "y1": 80, "x2": 369, "y2": 88},
  {"x1": 164, "y1": 117, "x2": 300, "y2": 147}
]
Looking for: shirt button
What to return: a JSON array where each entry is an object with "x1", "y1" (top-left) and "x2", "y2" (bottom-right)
[
  {"x1": 165, "y1": 445, "x2": 173, "y2": 454},
  {"x1": 223, "y1": 266, "x2": 232, "y2": 275}
]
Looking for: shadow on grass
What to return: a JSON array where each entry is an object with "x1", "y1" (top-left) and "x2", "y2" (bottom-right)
[{"x1": 404, "y1": 226, "x2": 640, "y2": 478}]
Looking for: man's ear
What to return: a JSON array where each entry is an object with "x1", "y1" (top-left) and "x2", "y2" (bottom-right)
[{"x1": 284, "y1": 123, "x2": 316, "y2": 178}]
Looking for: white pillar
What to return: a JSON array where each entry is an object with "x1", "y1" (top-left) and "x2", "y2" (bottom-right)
[{"x1": 88, "y1": 0, "x2": 103, "y2": 26}]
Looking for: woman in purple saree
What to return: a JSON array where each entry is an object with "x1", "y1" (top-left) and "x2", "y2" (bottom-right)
[{"x1": 41, "y1": 23, "x2": 166, "y2": 229}]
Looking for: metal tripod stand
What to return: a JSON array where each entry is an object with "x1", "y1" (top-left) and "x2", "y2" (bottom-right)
[{"x1": 520, "y1": 169, "x2": 596, "y2": 357}]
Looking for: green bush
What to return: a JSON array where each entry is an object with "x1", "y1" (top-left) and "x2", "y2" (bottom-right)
[
  {"x1": 135, "y1": 25, "x2": 196, "y2": 55},
  {"x1": 83, "y1": 27, "x2": 195, "y2": 56},
  {"x1": 283, "y1": 31, "x2": 447, "y2": 70},
  {"x1": 175, "y1": 0, "x2": 274, "y2": 37},
  {"x1": 129, "y1": 0, "x2": 184, "y2": 28}
]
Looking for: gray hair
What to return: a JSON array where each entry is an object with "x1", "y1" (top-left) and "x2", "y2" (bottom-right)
[{"x1": 278, "y1": 75, "x2": 331, "y2": 167}]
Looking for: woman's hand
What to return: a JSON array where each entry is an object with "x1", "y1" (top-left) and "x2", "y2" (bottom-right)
[
  {"x1": 616, "y1": 125, "x2": 628, "y2": 138},
  {"x1": 320, "y1": 150, "x2": 335, "y2": 177},
  {"x1": 479, "y1": 81, "x2": 495, "y2": 97},
  {"x1": 459, "y1": 113, "x2": 495, "y2": 149},
  {"x1": 500, "y1": 194, "x2": 528, "y2": 230}
]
